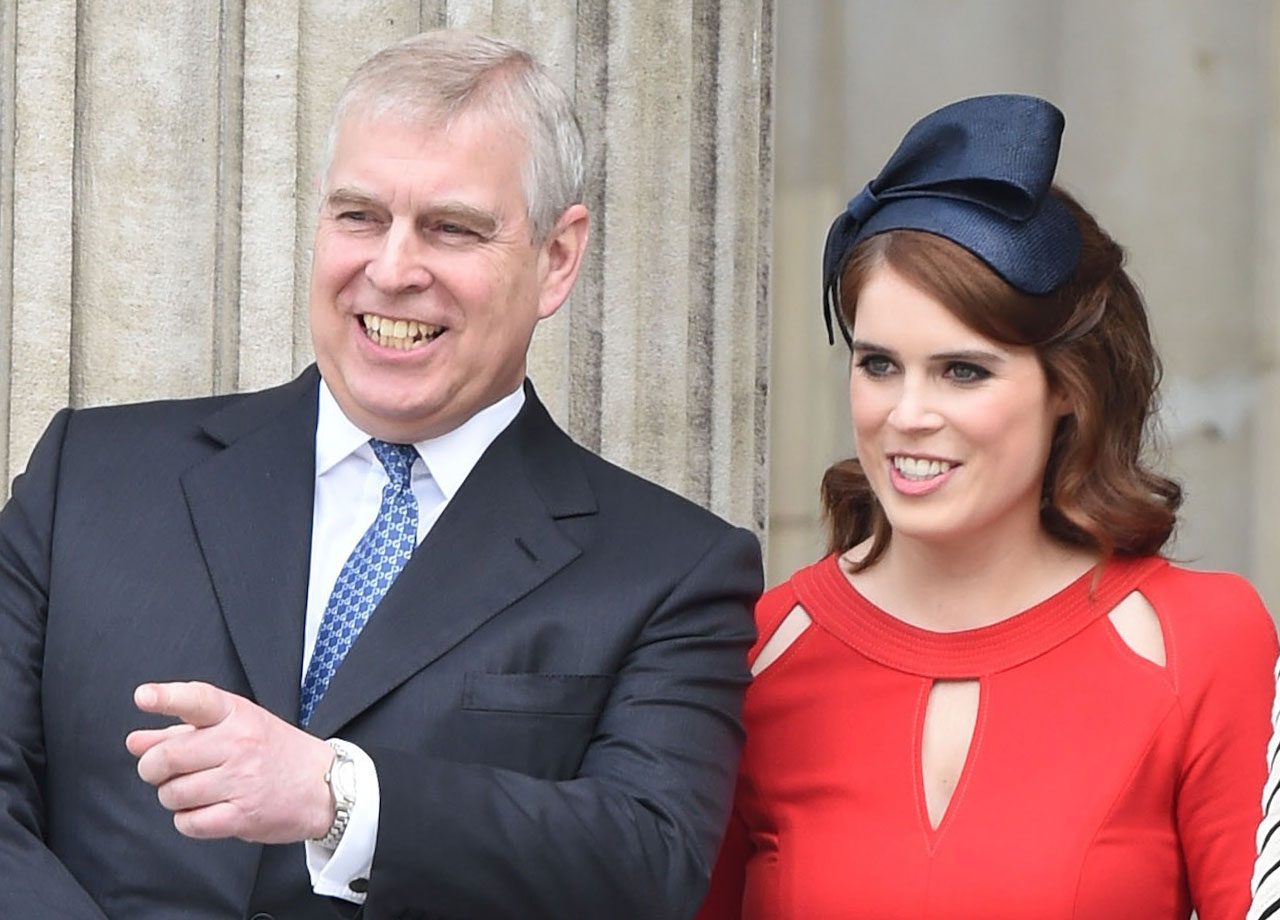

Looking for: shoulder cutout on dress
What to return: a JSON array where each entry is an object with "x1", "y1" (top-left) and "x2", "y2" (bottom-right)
[
  {"x1": 752, "y1": 604, "x2": 813, "y2": 677},
  {"x1": 1108, "y1": 590, "x2": 1165, "y2": 666}
]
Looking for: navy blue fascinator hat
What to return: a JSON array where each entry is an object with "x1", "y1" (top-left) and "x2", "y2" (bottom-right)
[{"x1": 822, "y1": 93, "x2": 1082, "y2": 345}]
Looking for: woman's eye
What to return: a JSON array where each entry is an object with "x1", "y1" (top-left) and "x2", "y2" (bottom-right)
[
  {"x1": 856, "y1": 354, "x2": 895, "y2": 376},
  {"x1": 946, "y1": 361, "x2": 990, "y2": 383}
]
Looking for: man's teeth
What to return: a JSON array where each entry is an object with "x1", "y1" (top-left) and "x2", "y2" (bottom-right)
[
  {"x1": 361, "y1": 314, "x2": 443, "y2": 350},
  {"x1": 892, "y1": 456, "x2": 953, "y2": 480}
]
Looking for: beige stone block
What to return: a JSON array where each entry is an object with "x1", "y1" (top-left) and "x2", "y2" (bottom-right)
[
  {"x1": 1251, "y1": 1, "x2": 1280, "y2": 612},
  {"x1": 767, "y1": 186, "x2": 850, "y2": 580},
  {"x1": 0, "y1": 0, "x2": 16, "y2": 488},
  {"x1": 1058, "y1": 0, "x2": 1264, "y2": 376},
  {"x1": 71, "y1": 4, "x2": 222, "y2": 406},
  {"x1": 238, "y1": 0, "x2": 301, "y2": 391},
  {"x1": 8, "y1": 0, "x2": 76, "y2": 482},
  {"x1": 766, "y1": 517, "x2": 827, "y2": 590},
  {"x1": 700, "y1": 0, "x2": 771, "y2": 531},
  {"x1": 1255, "y1": 372, "x2": 1280, "y2": 608},
  {"x1": 598, "y1": 4, "x2": 695, "y2": 494}
]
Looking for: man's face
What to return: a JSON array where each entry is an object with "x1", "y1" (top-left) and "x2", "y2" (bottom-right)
[{"x1": 309, "y1": 109, "x2": 586, "y2": 442}]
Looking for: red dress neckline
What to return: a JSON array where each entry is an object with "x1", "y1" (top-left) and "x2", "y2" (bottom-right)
[{"x1": 791, "y1": 553, "x2": 1168, "y2": 678}]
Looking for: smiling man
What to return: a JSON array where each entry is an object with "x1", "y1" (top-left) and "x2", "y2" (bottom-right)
[{"x1": 0, "y1": 31, "x2": 761, "y2": 920}]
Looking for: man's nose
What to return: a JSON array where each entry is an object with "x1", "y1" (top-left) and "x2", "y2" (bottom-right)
[
  {"x1": 365, "y1": 223, "x2": 432, "y2": 293},
  {"x1": 886, "y1": 376, "x2": 943, "y2": 432}
]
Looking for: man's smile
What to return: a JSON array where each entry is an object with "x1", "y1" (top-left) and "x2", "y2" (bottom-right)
[{"x1": 360, "y1": 313, "x2": 445, "y2": 350}]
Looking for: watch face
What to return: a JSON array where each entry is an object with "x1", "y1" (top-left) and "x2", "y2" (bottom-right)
[{"x1": 334, "y1": 757, "x2": 358, "y2": 802}]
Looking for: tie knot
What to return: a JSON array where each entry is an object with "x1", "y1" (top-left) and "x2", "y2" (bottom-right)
[{"x1": 370, "y1": 439, "x2": 417, "y2": 491}]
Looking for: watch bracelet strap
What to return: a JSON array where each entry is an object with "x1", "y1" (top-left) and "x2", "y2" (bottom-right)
[{"x1": 315, "y1": 739, "x2": 354, "y2": 848}]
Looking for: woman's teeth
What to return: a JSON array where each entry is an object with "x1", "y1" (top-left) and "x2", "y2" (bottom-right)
[{"x1": 892, "y1": 456, "x2": 953, "y2": 480}]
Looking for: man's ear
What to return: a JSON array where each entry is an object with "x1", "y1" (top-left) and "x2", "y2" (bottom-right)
[{"x1": 537, "y1": 204, "x2": 590, "y2": 320}]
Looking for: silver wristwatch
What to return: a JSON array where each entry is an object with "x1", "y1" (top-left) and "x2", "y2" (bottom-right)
[{"x1": 316, "y1": 739, "x2": 357, "y2": 849}]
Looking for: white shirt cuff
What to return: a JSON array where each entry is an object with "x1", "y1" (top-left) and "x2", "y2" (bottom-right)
[{"x1": 304, "y1": 739, "x2": 380, "y2": 904}]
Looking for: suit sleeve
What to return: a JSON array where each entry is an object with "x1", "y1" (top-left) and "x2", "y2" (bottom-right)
[
  {"x1": 1175, "y1": 576, "x2": 1279, "y2": 920},
  {"x1": 0, "y1": 409, "x2": 111, "y2": 918},
  {"x1": 363, "y1": 526, "x2": 761, "y2": 920}
]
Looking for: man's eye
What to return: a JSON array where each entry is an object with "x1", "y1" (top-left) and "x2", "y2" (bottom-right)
[
  {"x1": 337, "y1": 210, "x2": 372, "y2": 223},
  {"x1": 437, "y1": 223, "x2": 477, "y2": 237},
  {"x1": 946, "y1": 361, "x2": 990, "y2": 383},
  {"x1": 856, "y1": 354, "x2": 895, "y2": 376}
]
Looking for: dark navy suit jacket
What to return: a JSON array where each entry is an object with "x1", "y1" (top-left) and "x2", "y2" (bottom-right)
[{"x1": 0, "y1": 367, "x2": 761, "y2": 919}]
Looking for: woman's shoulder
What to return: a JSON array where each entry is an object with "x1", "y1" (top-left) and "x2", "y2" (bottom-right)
[
  {"x1": 749, "y1": 557, "x2": 833, "y2": 662},
  {"x1": 1137, "y1": 559, "x2": 1277, "y2": 673},
  {"x1": 752, "y1": 573, "x2": 804, "y2": 654},
  {"x1": 1140, "y1": 560, "x2": 1270, "y2": 623}
]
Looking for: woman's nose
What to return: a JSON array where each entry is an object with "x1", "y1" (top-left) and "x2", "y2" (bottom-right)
[{"x1": 886, "y1": 377, "x2": 943, "y2": 432}]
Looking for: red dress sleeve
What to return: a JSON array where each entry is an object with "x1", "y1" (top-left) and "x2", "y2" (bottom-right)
[
  {"x1": 1168, "y1": 572, "x2": 1279, "y2": 919},
  {"x1": 695, "y1": 807, "x2": 749, "y2": 919}
]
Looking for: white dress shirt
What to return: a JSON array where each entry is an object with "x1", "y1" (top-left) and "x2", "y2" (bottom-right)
[{"x1": 303, "y1": 380, "x2": 525, "y2": 903}]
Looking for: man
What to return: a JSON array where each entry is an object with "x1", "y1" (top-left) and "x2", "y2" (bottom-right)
[{"x1": 0, "y1": 31, "x2": 761, "y2": 919}]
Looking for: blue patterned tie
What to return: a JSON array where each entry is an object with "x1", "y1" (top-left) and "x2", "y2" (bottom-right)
[{"x1": 300, "y1": 439, "x2": 419, "y2": 725}]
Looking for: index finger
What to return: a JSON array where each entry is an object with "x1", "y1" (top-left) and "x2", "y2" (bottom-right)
[{"x1": 134, "y1": 681, "x2": 234, "y2": 729}]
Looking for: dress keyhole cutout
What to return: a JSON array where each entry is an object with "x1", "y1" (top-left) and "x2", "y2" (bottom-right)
[
  {"x1": 1107, "y1": 590, "x2": 1165, "y2": 666},
  {"x1": 752, "y1": 605, "x2": 812, "y2": 677},
  {"x1": 921, "y1": 679, "x2": 980, "y2": 830}
]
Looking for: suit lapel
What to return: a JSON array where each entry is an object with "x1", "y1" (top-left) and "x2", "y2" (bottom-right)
[
  {"x1": 181, "y1": 369, "x2": 319, "y2": 723},
  {"x1": 305, "y1": 385, "x2": 596, "y2": 738}
]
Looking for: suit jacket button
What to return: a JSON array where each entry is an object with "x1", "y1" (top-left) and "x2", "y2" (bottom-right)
[
  {"x1": 248, "y1": 913, "x2": 274, "y2": 920},
  {"x1": 349, "y1": 877, "x2": 370, "y2": 893}
]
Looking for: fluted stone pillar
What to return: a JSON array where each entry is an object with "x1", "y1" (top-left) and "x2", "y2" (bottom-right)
[{"x1": 0, "y1": 0, "x2": 774, "y2": 535}]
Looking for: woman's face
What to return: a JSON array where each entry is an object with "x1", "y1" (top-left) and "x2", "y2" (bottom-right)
[{"x1": 848, "y1": 264, "x2": 1066, "y2": 548}]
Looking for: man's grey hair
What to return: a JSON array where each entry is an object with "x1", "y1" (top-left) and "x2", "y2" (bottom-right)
[{"x1": 322, "y1": 30, "x2": 585, "y2": 242}]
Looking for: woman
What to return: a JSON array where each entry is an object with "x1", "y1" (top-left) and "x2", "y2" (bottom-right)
[{"x1": 698, "y1": 95, "x2": 1277, "y2": 919}]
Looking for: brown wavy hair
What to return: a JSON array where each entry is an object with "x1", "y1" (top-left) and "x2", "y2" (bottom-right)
[{"x1": 823, "y1": 187, "x2": 1182, "y2": 570}]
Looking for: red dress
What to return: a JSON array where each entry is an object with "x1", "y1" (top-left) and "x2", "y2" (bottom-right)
[{"x1": 697, "y1": 554, "x2": 1278, "y2": 920}]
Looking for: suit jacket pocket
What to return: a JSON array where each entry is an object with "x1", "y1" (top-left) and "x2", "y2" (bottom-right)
[{"x1": 461, "y1": 672, "x2": 613, "y2": 716}]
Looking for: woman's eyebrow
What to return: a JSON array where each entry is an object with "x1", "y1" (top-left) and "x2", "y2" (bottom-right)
[
  {"x1": 930, "y1": 348, "x2": 1008, "y2": 363},
  {"x1": 850, "y1": 339, "x2": 896, "y2": 356},
  {"x1": 850, "y1": 341, "x2": 1008, "y2": 364}
]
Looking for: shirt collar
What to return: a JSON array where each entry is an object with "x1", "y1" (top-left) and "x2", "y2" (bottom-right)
[{"x1": 315, "y1": 380, "x2": 526, "y2": 500}]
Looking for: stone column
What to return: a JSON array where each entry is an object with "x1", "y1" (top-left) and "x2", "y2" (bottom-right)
[{"x1": 0, "y1": 0, "x2": 774, "y2": 535}]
